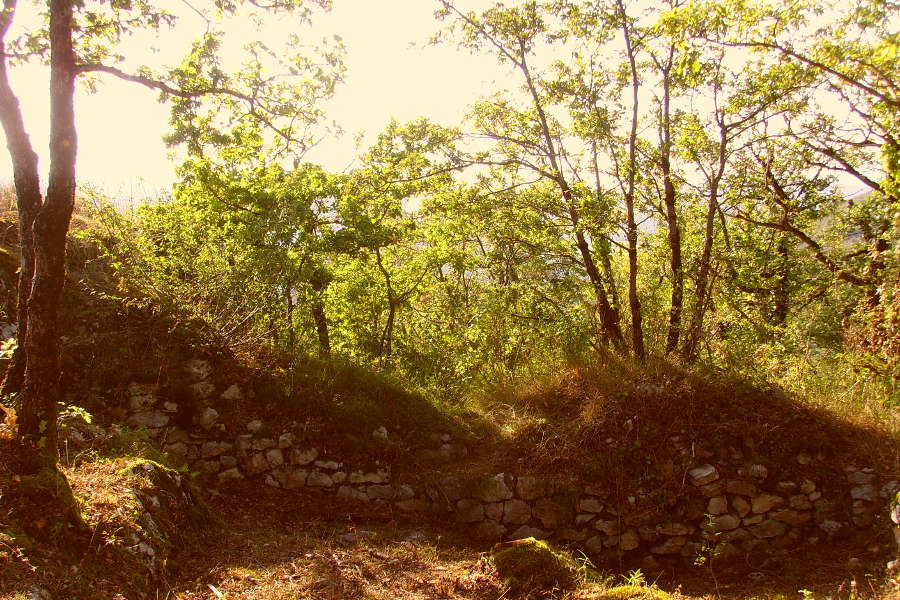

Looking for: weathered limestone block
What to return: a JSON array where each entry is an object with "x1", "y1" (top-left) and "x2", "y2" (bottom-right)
[
  {"x1": 789, "y1": 495, "x2": 813, "y2": 510},
  {"x1": 620, "y1": 529, "x2": 640, "y2": 551},
  {"x1": 367, "y1": 485, "x2": 396, "y2": 500},
  {"x1": 749, "y1": 519, "x2": 788, "y2": 538},
  {"x1": 266, "y1": 448, "x2": 284, "y2": 468},
  {"x1": 478, "y1": 474, "x2": 513, "y2": 502},
  {"x1": 503, "y1": 499, "x2": 532, "y2": 525},
  {"x1": 594, "y1": 520, "x2": 620, "y2": 536},
  {"x1": 533, "y1": 498, "x2": 571, "y2": 529},
  {"x1": 688, "y1": 464, "x2": 719, "y2": 486},
  {"x1": 706, "y1": 514, "x2": 741, "y2": 532},
  {"x1": 190, "y1": 381, "x2": 215, "y2": 400},
  {"x1": 218, "y1": 468, "x2": 243, "y2": 482},
  {"x1": 771, "y1": 509, "x2": 811, "y2": 526},
  {"x1": 197, "y1": 407, "x2": 219, "y2": 429},
  {"x1": 456, "y1": 499, "x2": 485, "y2": 523},
  {"x1": 245, "y1": 452, "x2": 269, "y2": 476},
  {"x1": 651, "y1": 536, "x2": 686, "y2": 554},
  {"x1": 315, "y1": 460, "x2": 342, "y2": 470},
  {"x1": 851, "y1": 485, "x2": 876, "y2": 502},
  {"x1": 397, "y1": 498, "x2": 429, "y2": 512},
  {"x1": 657, "y1": 522, "x2": 693, "y2": 536},
  {"x1": 291, "y1": 448, "x2": 318, "y2": 466},
  {"x1": 221, "y1": 384, "x2": 243, "y2": 401},
  {"x1": 307, "y1": 472, "x2": 334, "y2": 487},
  {"x1": 474, "y1": 520, "x2": 506, "y2": 541},
  {"x1": 128, "y1": 411, "x2": 169, "y2": 428},
  {"x1": 578, "y1": 497, "x2": 604, "y2": 513},
  {"x1": 725, "y1": 479, "x2": 757, "y2": 496},
  {"x1": 201, "y1": 441, "x2": 231, "y2": 459},
  {"x1": 517, "y1": 476, "x2": 552, "y2": 500},
  {"x1": 436, "y1": 475, "x2": 464, "y2": 502},
  {"x1": 707, "y1": 496, "x2": 728, "y2": 515},
  {"x1": 484, "y1": 502, "x2": 503, "y2": 521},
  {"x1": 184, "y1": 358, "x2": 212, "y2": 381},
  {"x1": 732, "y1": 496, "x2": 751, "y2": 517},
  {"x1": 251, "y1": 438, "x2": 276, "y2": 451},
  {"x1": 752, "y1": 494, "x2": 785, "y2": 514},
  {"x1": 749, "y1": 464, "x2": 768, "y2": 480}
]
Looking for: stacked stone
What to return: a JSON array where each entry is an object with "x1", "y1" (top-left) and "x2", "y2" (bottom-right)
[{"x1": 121, "y1": 358, "x2": 896, "y2": 569}]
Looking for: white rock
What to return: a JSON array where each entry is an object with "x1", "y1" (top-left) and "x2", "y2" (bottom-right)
[
  {"x1": 266, "y1": 448, "x2": 285, "y2": 467},
  {"x1": 292, "y1": 448, "x2": 318, "y2": 465},
  {"x1": 218, "y1": 468, "x2": 243, "y2": 481},
  {"x1": 127, "y1": 411, "x2": 169, "y2": 428},
  {"x1": 198, "y1": 407, "x2": 218, "y2": 429},
  {"x1": 307, "y1": 472, "x2": 334, "y2": 487},
  {"x1": 314, "y1": 460, "x2": 341, "y2": 470},
  {"x1": 221, "y1": 384, "x2": 243, "y2": 401},
  {"x1": 851, "y1": 485, "x2": 876, "y2": 502},
  {"x1": 190, "y1": 381, "x2": 215, "y2": 400},
  {"x1": 688, "y1": 464, "x2": 719, "y2": 486},
  {"x1": 751, "y1": 494, "x2": 785, "y2": 514},
  {"x1": 184, "y1": 358, "x2": 212, "y2": 381},
  {"x1": 749, "y1": 464, "x2": 769, "y2": 480},
  {"x1": 246, "y1": 419, "x2": 263, "y2": 432}
]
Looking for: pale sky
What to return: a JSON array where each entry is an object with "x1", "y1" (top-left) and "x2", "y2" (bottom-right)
[
  {"x1": 0, "y1": 1, "x2": 507, "y2": 200},
  {"x1": 0, "y1": 1, "x2": 876, "y2": 202}
]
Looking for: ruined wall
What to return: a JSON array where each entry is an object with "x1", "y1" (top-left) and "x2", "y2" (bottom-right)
[{"x1": 123, "y1": 358, "x2": 897, "y2": 571}]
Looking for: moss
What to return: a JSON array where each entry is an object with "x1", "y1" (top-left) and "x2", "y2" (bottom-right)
[
  {"x1": 577, "y1": 584, "x2": 672, "y2": 600},
  {"x1": 1, "y1": 527, "x2": 33, "y2": 553},
  {"x1": 0, "y1": 244, "x2": 18, "y2": 277},
  {"x1": 19, "y1": 465, "x2": 86, "y2": 535},
  {"x1": 119, "y1": 459, "x2": 211, "y2": 528},
  {"x1": 491, "y1": 537, "x2": 578, "y2": 595}
]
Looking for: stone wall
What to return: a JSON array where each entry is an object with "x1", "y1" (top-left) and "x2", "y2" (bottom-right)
[{"x1": 124, "y1": 358, "x2": 897, "y2": 570}]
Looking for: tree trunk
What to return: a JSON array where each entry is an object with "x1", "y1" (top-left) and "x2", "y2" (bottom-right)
[
  {"x1": 659, "y1": 56, "x2": 683, "y2": 355},
  {"x1": 381, "y1": 299, "x2": 396, "y2": 358},
  {"x1": 309, "y1": 277, "x2": 330, "y2": 358},
  {"x1": 285, "y1": 280, "x2": 295, "y2": 353},
  {"x1": 573, "y1": 226, "x2": 624, "y2": 350},
  {"x1": 771, "y1": 236, "x2": 789, "y2": 327},
  {"x1": 681, "y1": 171, "x2": 721, "y2": 362},
  {"x1": 516, "y1": 46, "x2": 623, "y2": 350},
  {"x1": 374, "y1": 248, "x2": 396, "y2": 358},
  {"x1": 17, "y1": 0, "x2": 77, "y2": 463},
  {"x1": 618, "y1": 0, "x2": 645, "y2": 359},
  {"x1": 0, "y1": 0, "x2": 41, "y2": 397}
]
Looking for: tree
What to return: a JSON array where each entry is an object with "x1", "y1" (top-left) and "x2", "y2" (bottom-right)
[
  {"x1": 0, "y1": 0, "x2": 340, "y2": 469},
  {"x1": 437, "y1": 0, "x2": 627, "y2": 352}
]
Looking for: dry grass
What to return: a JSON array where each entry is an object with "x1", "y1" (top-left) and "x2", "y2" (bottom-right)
[{"x1": 1, "y1": 426, "x2": 898, "y2": 600}]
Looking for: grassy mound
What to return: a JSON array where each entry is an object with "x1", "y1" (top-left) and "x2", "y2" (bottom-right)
[
  {"x1": 491, "y1": 537, "x2": 579, "y2": 596},
  {"x1": 0, "y1": 422, "x2": 212, "y2": 599},
  {"x1": 470, "y1": 356, "x2": 898, "y2": 507}
]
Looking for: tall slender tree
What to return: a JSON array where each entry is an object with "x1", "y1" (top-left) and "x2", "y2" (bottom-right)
[{"x1": 0, "y1": 0, "x2": 340, "y2": 467}]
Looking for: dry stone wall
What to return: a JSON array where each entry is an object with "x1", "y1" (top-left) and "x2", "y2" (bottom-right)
[{"x1": 123, "y1": 359, "x2": 897, "y2": 571}]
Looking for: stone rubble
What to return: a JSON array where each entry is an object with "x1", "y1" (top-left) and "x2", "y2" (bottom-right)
[{"x1": 119, "y1": 360, "x2": 893, "y2": 570}]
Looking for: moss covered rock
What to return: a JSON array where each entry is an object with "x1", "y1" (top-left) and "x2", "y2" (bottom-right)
[
  {"x1": 491, "y1": 537, "x2": 578, "y2": 595},
  {"x1": 117, "y1": 459, "x2": 210, "y2": 577},
  {"x1": 574, "y1": 584, "x2": 672, "y2": 600}
]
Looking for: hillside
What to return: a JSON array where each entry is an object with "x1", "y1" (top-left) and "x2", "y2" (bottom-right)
[{"x1": 0, "y1": 209, "x2": 899, "y2": 599}]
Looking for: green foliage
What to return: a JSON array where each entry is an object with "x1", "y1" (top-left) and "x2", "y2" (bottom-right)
[
  {"x1": 76, "y1": 0, "x2": 898, "y2": 420},
  {"x1": 0, "y1": 337, "x2": 16, "y2": 361}
]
